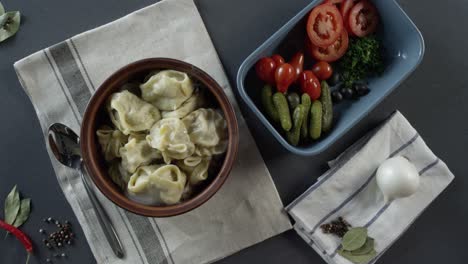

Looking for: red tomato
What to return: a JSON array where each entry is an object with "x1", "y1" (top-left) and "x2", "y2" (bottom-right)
[
  {"x1": 340, "y1": 0, "x2": 357, "y2": 35},
  {"x1": 307, "y1": 4, "x2": 344, "y2": 48},
  {"x1": 289, "y1": 52, "x2": 304, "y2": 81},
  {"x1": 324, "y1": 0, "x2": 343, "y2": 4},
  {"x1": 255, "y1": 57, "x2": 276, "y2": 85},
  {"x1": 271, "y1": 54, "x2": 285, "y2": 66},
  {"x1": 348, "y1": 0, "x2": 379, "y2": 37},
  {"x1": 306, "y1": 29, "x2": 349, "y2": 62},
  {"x1": 275, "y1": 63, "x2": 296, "y2": 93},
  {"x1": 312, "y1": 61, "x2": 333, "y2": 80},
  {"x1": 299, "y1": 71, "x2": 321, "y2": 100}
]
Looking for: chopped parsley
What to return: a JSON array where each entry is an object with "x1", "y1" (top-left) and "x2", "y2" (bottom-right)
[{"x1": 339, "y1": 35, "x2": 384, "y2": 88}]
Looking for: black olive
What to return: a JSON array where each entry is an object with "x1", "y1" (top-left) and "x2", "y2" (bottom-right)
[
  {"x1": 328, "y1": 71, "x2": 341, "y2": 86},
  {"x1": 287, "y1": 92, "x2": 300, "y2": 110},
  {"x1": 331, "y1": 90, "x2": 343, "y2": 103},
  {"x1": 340, "y1": 87, "x2": 354, "y2": 99},
  {"x1": 353, "y1": 83, "x2": 370, "y2": 96}
]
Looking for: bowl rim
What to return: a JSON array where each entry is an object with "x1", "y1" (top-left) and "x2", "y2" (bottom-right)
[
  {"x1": 235, "y1": 0, "x2": 425, "y2": 156},
  {"x1": 80, "y1": 58, "x2": 239, "y2": 217}
]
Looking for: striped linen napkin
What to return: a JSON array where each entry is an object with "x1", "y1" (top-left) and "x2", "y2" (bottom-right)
[
  {"x1": 285, "y1": 111, "x2": 454, "y2": 264},
  {"x1": 13, "y1": 0, "x2": 292, "y2": 263}
]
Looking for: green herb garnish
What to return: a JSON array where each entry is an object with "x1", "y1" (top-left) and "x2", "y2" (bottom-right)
[
  {"x1": 4, "y1": 185, "x2": 20, "y2": 225},
  {"x1": 339, "y1": 35, "x2": 384, "y2": 88},
  {"x1": 0, "y1": 2, "x2": 21, "y2": 43}
]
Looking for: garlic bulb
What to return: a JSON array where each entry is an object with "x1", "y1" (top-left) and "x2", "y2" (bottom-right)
[{"x1": 376, "y1": 156, "x2": 420, "y2": 202}]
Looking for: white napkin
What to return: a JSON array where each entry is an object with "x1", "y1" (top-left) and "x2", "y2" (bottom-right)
[
  {"x1": 13, "y1": 0, "x2": 292, "y2": 263},
  {"x1": 285, "y1": 111, "x2": 454, "y2": 264}
]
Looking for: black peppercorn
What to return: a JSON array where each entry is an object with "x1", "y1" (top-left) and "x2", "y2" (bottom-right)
[
  {"x1": 47, "y1": 217, "x2": 54, "y2": 222},
  {"x1": 61, "y1": 253, "x2": 67, "y2": 258},
  {"x1": 46, "y1": 258, "x2": 52, "y2": 263}
]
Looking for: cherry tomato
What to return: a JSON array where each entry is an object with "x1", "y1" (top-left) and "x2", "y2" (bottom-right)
[
  {"x1": 299, "y1": 71, "x2": 321, "y2": 100},
  {"x1": 275, "y1": 63, "x2": 296, "y2": 93},
  {"x1": 324, "y1": 0, "x2": 343, "y2": 4},
  {"x1": 312, "y1": 61, "x2": 333, "y2": 80},
  {"x1": 307, "y1": 4, "x2": 344, "y2": 48},
  {"x1": 340, "y1": 0, "x2": 357, "y2": 35},
  {"x1": 348, "y1": 0, "x2": 379, "y2": 37},
  {"x1": 289, "y1": 52, "x2": 304, "y2": 81},
  {"x1": 306, "y1": 29, "x2": 349, "y2": 62},
  {"x1": 271, "y1": 54, "x2": 285, "y2": 66},
  {"x1": 255, "y1": 57, "x2": 276, "y2": 85}
]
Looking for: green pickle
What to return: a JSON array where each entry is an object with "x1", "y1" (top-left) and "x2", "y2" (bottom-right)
[
  {"x1": 261, "y1": 85, "x2": 279, "y2": 123},
  {"x1": 286, "y1": 104, "x2": 305, "y2": 146},
  {"x1": 272, "y1": 92, "x2": 292, "y2": 131},
  {"x1": 310, "y1": 100, "x2": 323, "y2": 140},
  {"x1": 320, "y1": 81, "x2": 334, "y2": 133},
  {"x1": 287, "y1": 92, "x2": 300, "y2": 110},
  {"x1": 300, "y1": 94, "x2": 311, "y2": 140}
]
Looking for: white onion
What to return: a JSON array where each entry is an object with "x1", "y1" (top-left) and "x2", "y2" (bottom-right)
[{"x1": 376, "y1": 156, "x2": 420, "y2": 202}]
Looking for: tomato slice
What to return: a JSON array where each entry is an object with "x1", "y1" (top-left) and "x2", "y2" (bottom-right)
[
  {"x1": 306, "y1": 29, "x2": 349, "y2": 62},
  {"x1": 340, "y1": 0, "x2": 357, "y2": 35},
  {"x1": 307, "y1": 4, "x2": 344, "y2": 48},
  {"x1": 348, "y1": 0, "x2": 379, "y2": 37}
]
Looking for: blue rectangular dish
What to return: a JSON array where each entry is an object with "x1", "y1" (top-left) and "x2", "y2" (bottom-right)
[{"x1": 236, "y1": 0, "x2": 424, "y2": 156}]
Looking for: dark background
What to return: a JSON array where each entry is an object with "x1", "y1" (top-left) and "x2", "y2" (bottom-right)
[{"x1": 0, "y1": 0, "x2": 466, "y2": 263}]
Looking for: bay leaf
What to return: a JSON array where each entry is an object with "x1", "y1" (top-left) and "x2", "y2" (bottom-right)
[
  {"x1": 4, "y1": 185, "x2": 20, "y2": 224},
  {"x1": 0, "y1": 11, "x2": 20, "y2": 43},
  {"x1": 338, "y1": 249, "x2": 377, "y2": 264},
  {"x1": 13, "y1": 198, "x2": 31, "y2": 227},
  {"x1": 342, "y1": 227, "x2": 368, "y2": 251},
  {"x1": 0, "y1": 2, "x2": 5, "y2": 15},
  {"x1": 351, "y1": 237, "x2": 374, "y2": 255}
]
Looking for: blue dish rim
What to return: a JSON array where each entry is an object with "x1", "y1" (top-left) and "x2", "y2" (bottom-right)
[{"x1": 236, "y1": 0, "x2": 425, "y2": 156}]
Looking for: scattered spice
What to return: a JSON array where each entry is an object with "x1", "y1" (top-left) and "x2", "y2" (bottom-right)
[
  {"x1": 320, "y1": 217, "x2": 351, "y2": 237},
  {"x1": 39, "y1": 217, "x2": 75, "y2": 262}
]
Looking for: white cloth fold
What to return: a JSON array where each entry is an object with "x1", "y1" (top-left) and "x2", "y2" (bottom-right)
[
  {"x1": 286, "y1": 111, "x2": 454, "y2": 264},
  {"x1": 13, "y1": 0, "x2": 291, "y2": 263}
]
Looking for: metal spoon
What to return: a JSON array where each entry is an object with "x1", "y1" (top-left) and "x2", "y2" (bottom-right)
[{"x1": 48, "y1": 123, "x2": 125, "y2": 258}]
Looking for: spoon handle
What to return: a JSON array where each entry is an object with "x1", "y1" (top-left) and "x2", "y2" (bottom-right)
[{"x1": 80, "y1": 165, "x2": 125, "y2": 258}]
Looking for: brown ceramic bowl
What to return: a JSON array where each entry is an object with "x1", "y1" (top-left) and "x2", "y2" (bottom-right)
[{"x1": 80, "y1": 58, "x2": 239, "y2": 217}]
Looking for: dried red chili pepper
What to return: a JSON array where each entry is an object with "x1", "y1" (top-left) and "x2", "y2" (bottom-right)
[{"x1": 0, "y1": 219, "x2": 33, "y2": 264}]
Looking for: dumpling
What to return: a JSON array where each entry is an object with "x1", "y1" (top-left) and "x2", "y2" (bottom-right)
[
  {"x1": 107, "y1": 90, "x2": 161, "y2": 135},
  {"x1": 126, "y1": 165, "x2": 187, "y2": 205},
  {"x1": 182, "y1": 108, "x2": 228, "y2": 156},
  {"x1": 177, "y1": 156, "x2": 212, "y2": 185},
  {"x1": 120, "y1": 134, "x2": 162, "y2": 173},
  {"x1": 96, "y1": 126, "x2": 128, "y2": 161},
  {"x1": 140, "y1": 70, "x2": 194, "y2": 111},
  {"x1": 108, "y1": 162, "x2": 132, "y2": 190},
  {"x1": 146, "y1": 118, "x2": 195, "y2": 164},
  {"x1": 161, "y1": 89, "x2": 205, "y2": 119}
]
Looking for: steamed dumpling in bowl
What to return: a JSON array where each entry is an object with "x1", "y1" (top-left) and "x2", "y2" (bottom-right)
[
  {"x1": 126, "y1": 164, "x2": 187, "y2": 205},
  {"x1": 107, "y1": 90, "x2": 161, "y2": 135},
  {"x1": 96, "y1": 126, "x2": 128, "y2": 161},
  {"x1": 161, "y1": 89, "x2": 205, "y2": 119},
  {"x1": 120, "y1": 134, "x2": 162, "y2": 173},
  {"x1": 146, "y1": 118, "x2": 195, "y2": 164},
  {"x1": 182, "y1": 108, "x2": 228, "y2": 156},
  {"x1": 140, "y1": 70, "x2": 194, "y2": 111}
]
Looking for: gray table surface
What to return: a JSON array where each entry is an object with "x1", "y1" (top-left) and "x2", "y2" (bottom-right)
[{"x1": 0, "y1": 0, "x2": 467, "y2": 263}]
